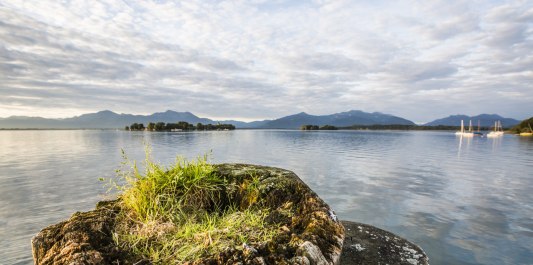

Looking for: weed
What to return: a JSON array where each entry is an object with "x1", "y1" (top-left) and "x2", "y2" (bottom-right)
[{"x1": 109, "y1": 151, "x2": 280, "y2": 263}]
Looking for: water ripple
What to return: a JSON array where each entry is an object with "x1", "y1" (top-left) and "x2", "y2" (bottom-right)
[{"x1": 0, "y1": 130, "x2": 531, "y2": 264}]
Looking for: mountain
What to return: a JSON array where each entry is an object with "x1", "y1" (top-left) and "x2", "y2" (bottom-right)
[
  {"x1": 0, "y1": 116, "x2": 64, "y2": 128},
  {"x1": 217, "y1": 120, "x2": 271, "y2": 129},
  {"x1": 0, "y1": 110, "x2": 216, "y2": 129},
  {"x1": 259, "y1": 110, "x2": 415, "y2": 129},
  {"x1": 10, "y1": 110, "x2": 521, "y2": 130},
  {"x1": 424, "y1": 114, "x2": 520, "y2": 128},
  {"x1": 0, "y1": 109, "x2": 415, "y2": 129},
  {"x1": 145, "y1": 110, "x2": 213, "y2": 125}
]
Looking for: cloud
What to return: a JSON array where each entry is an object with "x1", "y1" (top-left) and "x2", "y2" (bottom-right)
[{"x1": 0, "y1": 0, "x2": 531, "y2": 121}]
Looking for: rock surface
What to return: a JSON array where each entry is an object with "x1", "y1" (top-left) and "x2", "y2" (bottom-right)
[
  {"x1": 31, "y1": 200, "x2": 127, "y2": 264},
  {"x1": 339, "y1": 221, "x2": 429, "y2": 265},
  {"x1": 32, "y1": 164, "x2": 345, "y2": 264}
]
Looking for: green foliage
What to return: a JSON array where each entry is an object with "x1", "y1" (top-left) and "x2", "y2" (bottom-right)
[
  {"x1": 300, "y1": 124, "x2": 319, "y2": 130},
  {"x1": 117, "y1": 154, "x2": 222, "y2": 222},
  {"x1": 127, "y1": 121, "x2": 236, "y2": 132},
  {"x1": 115, "y1": 206, "x2": 276, "y2": 264},
  {"x1": 509, "y1": 117, "x2": 533, "y2": 134},
  {"x1": 300, "y1": 124, "x2": 337, "y2": 130},
  {"x1": 130, "y1": 123, "x2": 145, "y2": 131},
  {"x1": 319, "y1": 125, "x2": 338, "y2": 130},
  {"x1": 147, "y1": 122, "x2": 155, "y2": 131},
  {"x1": 196, "y1": 123, "x2": 205, "y2": 130},
  {"x1": 154, "y1": 122, "x2": 166, "y2": 131},
  {"x1": 110, "y1": 150, "x2": 278, "y2": 263}
]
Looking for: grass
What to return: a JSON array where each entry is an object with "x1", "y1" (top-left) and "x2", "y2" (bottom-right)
[{"x1": 109, "y1": 150, "x2": 279, "y2": 264}]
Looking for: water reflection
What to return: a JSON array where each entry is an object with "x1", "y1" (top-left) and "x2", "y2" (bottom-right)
[{"x1": 0, "y1": 130, "x2": 532, "y2": 264}]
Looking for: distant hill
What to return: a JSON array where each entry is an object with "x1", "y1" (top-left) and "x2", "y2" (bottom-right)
[
  {"x1": 0, "y1": 110, "x2": 215, "y2": 129},
  {"x1": 0, "y1": 116, "x2": 64, "y2": 129},
  {"x1": 259, "y1": 110, "x2": 415, "y2": 129},
  {"x1": 216, "y1": 119, "x2": 271, "y2": 129},
  {"x1": 4, "y1": 110, "x2": 520, "y2": 130},
  {"x1": 425, "y1": 114, "x2": 520, "y2": 128},
  {"x1": 0, "y1": 109, "x2": 414, "y2": 129}
]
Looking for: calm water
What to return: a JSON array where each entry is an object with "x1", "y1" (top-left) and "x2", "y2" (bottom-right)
[{"x1": 0, "y1": 130, "x2": 532, "y2": 264}]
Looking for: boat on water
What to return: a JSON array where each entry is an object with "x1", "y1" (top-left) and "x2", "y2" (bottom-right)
[
  {"x1": 455, "y1": 120, "x2": 476, "y2": 137},
  {"x1": 474, "y1": 120, "x2": 483, "y2": 136},
  {"x1": 487, "y1": 121, "x2": 504, "y2": 137}
]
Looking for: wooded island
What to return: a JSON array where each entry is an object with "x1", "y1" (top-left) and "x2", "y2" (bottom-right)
[
  {"x1": 126, "y1": 122, "x2": 235, "y2": 131},
  {"x1": 300, "y1": 124, "x2": 338, "y2": 130}
]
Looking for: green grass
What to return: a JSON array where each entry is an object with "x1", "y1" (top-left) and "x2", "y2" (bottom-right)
[{"x1": 110, "y1": 151, "x2": 279, "y2": 264}]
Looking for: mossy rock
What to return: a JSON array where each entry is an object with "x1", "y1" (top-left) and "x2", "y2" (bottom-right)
[
  {"x1": 32, "y1": 164, "x2": 344, "y2": 264},
  {"x1": 31, "y1": 201, "x2": 126, "y2": 264}
]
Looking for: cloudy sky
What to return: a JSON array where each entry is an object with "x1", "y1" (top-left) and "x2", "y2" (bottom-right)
[{"x1": 1, "y1": 0, "x2": 531, "y2": 123}]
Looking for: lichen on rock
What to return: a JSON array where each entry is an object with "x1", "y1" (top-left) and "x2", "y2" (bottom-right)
[{"x1": 339, "y1": 221, "x2": 429, "y2": 265}]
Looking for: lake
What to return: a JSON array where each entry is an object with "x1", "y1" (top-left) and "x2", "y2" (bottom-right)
[{"x1": 0, "y1": 130, "x2": 532, "y2": 264}]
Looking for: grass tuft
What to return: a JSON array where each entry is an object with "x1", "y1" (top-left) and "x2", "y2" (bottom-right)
[{"x1": 110, "y1": 151, "x2": 279, "y2": 263}]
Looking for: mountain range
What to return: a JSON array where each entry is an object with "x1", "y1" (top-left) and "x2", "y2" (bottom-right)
[
  {"x1": 0, "y1": 110, "x2": 521, "y2": 129},
  {"x1": 0, "y1": 110, "x2": 210, "y2": 129},
  {"x1": 423, "y1": 114, "x2": 520, "y2": 127},
  {"x1": 258, "y1": 110, "x2": 414, "y2": 129}
]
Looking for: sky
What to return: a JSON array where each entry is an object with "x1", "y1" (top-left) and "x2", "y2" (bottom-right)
[{"x1": 0, "y1": 0, "x2": 532, "y2": 123}]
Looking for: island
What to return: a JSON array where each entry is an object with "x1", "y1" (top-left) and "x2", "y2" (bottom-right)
[
  {"x1": 126, "y1": 121, "x2": 235, "y2": 131},
  {"x1": 300, "y1": 124, "x2": 338, "y2": 130}
]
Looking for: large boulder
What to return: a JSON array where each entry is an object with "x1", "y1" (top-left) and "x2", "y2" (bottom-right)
[
  {"x1": 340, "y1": 221, "x2": 429, "y2": 265},
  {"x1": 31, "y1": 200, "x2": 126, "y2": 264},
  {"x1": 32, "y1": 164, "x2": 345, "y2": 264}
]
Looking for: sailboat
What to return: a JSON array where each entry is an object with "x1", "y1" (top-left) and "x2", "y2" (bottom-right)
[
  {"x1": 474, "y1": 120, "x2": 483, "y2": 136},
  {"x1": 487, "y1": 121, "x2": 504, "y2": 137},
  {"x1": 455, "y1": 120, "x2": 474, "y2": 137}
]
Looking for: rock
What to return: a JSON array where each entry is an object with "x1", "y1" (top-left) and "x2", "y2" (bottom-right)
[
  {"x1": 32, "y1": 164, "x2": 429, "y2": 264},
  {"x1": 31, "y1": 200, "x2": 129, "y2": 264},
  {"x1": 211, "y1": 164, "x2": 346, "y2": 264},
  {"x1": 339, "y1": 221, "x2": 429, "y2": 265},
  {"x1": 296, "y1": 241, "x2": 329, "y2": 265},
  {"x1": 32, "y1": 164, "x2": 345, "y2": 264}
]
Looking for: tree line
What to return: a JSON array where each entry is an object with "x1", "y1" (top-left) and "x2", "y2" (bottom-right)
[
  {"x1": 300, "y1": 125, "x2": 338, "y2": 130},
  {"x1": 509, "y1": 117, "x2": 533, "y2": 134},
  {"x1": 126, "y1": 122, "x2": 235, "y2": 131},
  {"x1": 340, "y1": 124, "x2": 500, "y2": 130},
  {"x1": 300, "y1": 124, "x2": 497, "y2": 130}
]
